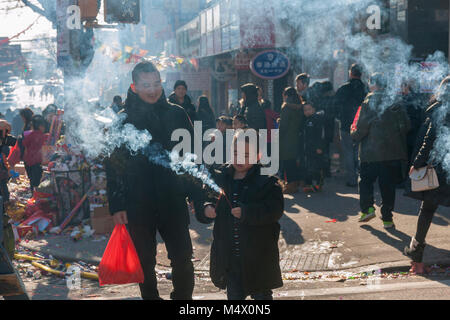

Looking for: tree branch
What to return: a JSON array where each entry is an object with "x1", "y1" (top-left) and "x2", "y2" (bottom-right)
[{"x1": 20, "y1": 0, "x2": 57, "y2": 26}]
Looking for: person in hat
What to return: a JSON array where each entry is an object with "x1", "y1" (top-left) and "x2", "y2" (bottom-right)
[{"x1": 168, "y1": 80, "x2": 197, "y2": 122}]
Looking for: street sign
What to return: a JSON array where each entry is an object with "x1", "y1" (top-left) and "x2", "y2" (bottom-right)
[{"x1": 250, "y1": 50, "x2": 290, "y2": 80}]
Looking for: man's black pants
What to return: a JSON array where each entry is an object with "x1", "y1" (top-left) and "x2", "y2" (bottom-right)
[
  {"x1": 127, "y1": 213, "x2": 194, "y2": 300},
  {"x1": 359, "y1": 161, "x2": 402, "y2": 222}
]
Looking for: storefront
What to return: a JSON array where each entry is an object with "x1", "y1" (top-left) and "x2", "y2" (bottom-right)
[{"x1": 176, "y1": 0, "x2": 292, "y2": 115}]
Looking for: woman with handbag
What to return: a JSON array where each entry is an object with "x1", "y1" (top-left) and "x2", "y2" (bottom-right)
[{"x1": 405, "y1": 76, "x2": 450, "y2": 274}]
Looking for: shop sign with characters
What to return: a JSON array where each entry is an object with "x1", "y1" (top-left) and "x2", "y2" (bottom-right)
[{"x1": 250, "y1": 50, "x2": 290, "y2": 80}]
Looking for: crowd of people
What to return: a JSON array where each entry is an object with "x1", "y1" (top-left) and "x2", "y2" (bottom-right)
[
  {"x1": 1, "y1": 59, "x2": 448, "y2": 300},
  {"x1": 101, "y1": 60, "x2": 450, "y2": 301},
  {"x1": 0, "y1": 104, "x2": 60, "y2": 199}
]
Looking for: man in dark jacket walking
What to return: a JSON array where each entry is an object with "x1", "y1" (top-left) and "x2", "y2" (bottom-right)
[
  {"x1": 105, "y1": 62, "x2": 196, "y2": 300},
  {"x1": 335, "y1": 64, "x2": 368, "y2": 187},
  {"x1": 168, "y1": 80, "x2": 197, "y2": 123},
  {"x1": 239, "y1": 83, "x2": 267, "y2": 131},
  {"x1": 351, "y1": 73, "x2": 411, "y2": 228}
]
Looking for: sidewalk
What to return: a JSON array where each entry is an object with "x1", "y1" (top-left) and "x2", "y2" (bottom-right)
[{"x1": 19, "y1": 175, "x2": 450, "y2": 274}]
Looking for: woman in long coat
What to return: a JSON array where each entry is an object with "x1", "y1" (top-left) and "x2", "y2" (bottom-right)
[
  {"x1": 405, "y1": 76, "x2": 450, "y2": 274},
  {"x1": 279, "y1": 87, "x2": 303, "y2": 194}
]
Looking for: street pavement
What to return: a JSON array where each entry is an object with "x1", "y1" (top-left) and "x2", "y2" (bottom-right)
[{"x1": 15, "y1": 171, "x2": 450, "y2": 300}]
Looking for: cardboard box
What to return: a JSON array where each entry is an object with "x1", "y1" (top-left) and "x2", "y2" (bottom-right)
[{"x1": 90, "y1": 206, "x2": 114, "y2": 234}]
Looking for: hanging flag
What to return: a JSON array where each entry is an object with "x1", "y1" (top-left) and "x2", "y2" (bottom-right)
[{"x1": 138, "y1": 49, "x2": 148, "y2": 57}]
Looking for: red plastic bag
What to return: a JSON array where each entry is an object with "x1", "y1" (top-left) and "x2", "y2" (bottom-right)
[{"x1": 98, "y1": 224, "x2": 144, "y2": 286}]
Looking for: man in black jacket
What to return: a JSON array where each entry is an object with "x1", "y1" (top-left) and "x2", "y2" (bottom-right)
[
  {"x1": 168, "y1": 80, "x2": 197, "y2": 123},
  {"x1": 351, "y1": 73, "x2": 410, "y2": 228},
  {"x1": 105, "y1": 62, "x2": 196, "y2": 300},
  {"x1": 335, "y1": 64, "x2": 368, "y2": 187},
  {"x1": 239, "y1": 83, "x2": 267, "y2": 131}
]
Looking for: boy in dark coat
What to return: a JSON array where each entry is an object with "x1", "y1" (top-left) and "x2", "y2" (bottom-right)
[
  {"x1": 194, "y1": 131, "x2": 284, "y2": 300},
  {"x1": 301, "y1": 101, "x2": 326, "y2": 192}
]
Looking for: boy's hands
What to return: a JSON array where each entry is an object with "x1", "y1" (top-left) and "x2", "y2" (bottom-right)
[
  {"x1": 204, "y1": 205, "x2": 217, "y2": 219},
  {"x1": 316, "y1": 149, "x2": 323, "y2": 154},
  {"x1": 231, "y1": 207, "x2": 242, "y2": 219},
  {"x1": 113, "y1": 211, "x2": 128, "y2": 225}
]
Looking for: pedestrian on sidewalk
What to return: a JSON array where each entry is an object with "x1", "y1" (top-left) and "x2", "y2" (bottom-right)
[
  {"x1": 0, "y1": 120, "x2": 16, "y2": 202},
  {"x1": 22, "y1": 115, "x2": 48, "y2": 193},
  {"x1": 105, "y1": 61, "x2": 196, "y2": 300},
  {"x1": 279, "y1": 87, "x2": 303, "y2": 194},
  {"x1": 168, "y1": 80, "x2": 197, "y2": 123},
  {"x1": 301, "y1": 99, "x2": 326, "y2": 193},
  {"x1": 257, "y1": 86, "x2": 272, "y2": 111},
  {"x1": 351, "y1": 73, "x2": 410, "y2": 229},
  {"x1": 239, "y1": 83, "x2": 267, "y2": 132},
  {"x1": 197, "y1": 96, "x2": 216, "y2": 136},
  {"x1": 335, "y1": 64, "x2": 368, "y2": 187},
  {"x1": 399, "y1": 80, "x2": 426, "y2": 165},
  {"x1": 405, "y1": 76, "x2": 450, "y2": 274},
  {"x1": 210, "y1": 116, "x2": 233, "y2": 168},
  {"x1": 258, "y1": 86, "x2": 280, "y2": 157},
  {"x1": 110, "y1": 95, "x2": 123, "y2": 114},
  {"x1": 309, "y1": 81, "x2": 336, "y2": 177},
  {"x1": 19, "y1": 107, "x2": 34, "y2": 135},
  {"x1": 42, "y1": 104, "x2": 58, "y2": 134},
  {"x1": 195, "y1": 130, "x2": 284, "y2": 300},
  {"x1": 296, "y1": 73, "x2": 311, "y2": 102}
]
